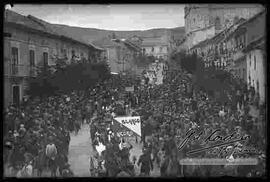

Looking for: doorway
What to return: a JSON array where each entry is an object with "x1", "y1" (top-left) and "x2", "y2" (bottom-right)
[{"x1": 12, "y1": 85, "x2": 20, "y2": 105}]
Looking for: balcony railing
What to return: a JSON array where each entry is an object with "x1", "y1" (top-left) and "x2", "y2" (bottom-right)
[{"x1": 4, "y1": 63, "x2": 38, "y2": 77}]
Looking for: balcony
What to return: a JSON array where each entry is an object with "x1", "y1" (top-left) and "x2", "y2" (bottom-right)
[{"x1": 4, "y1": 63, "x2": 37, "y2": 77}]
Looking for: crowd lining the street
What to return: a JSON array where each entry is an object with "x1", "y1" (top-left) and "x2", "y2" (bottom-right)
[{"x1": 4, "y1": 62, "x2": 266, "y2": 177}]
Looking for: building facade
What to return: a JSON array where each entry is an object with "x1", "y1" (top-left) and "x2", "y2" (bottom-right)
[
  {"x1": 4, "y1": 10, "x2": 104, "y2": 107},
  {"x1": 141, "y1": 31, "x2": 171, "y2": 60},
  {"x1": 94, "y1": 37, "x2": 141, "y2": 75},
  {"x1": 242, "y1": 11, "x2": 266, "y2": 103},
  {"x1": 184, "y1": 4, "x2": 264, "y2": 50},
  {"x1": 189, "y1": 10, "x2": 266, "y2": 103}
]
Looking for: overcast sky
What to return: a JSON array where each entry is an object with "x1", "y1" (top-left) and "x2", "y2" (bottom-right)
[{"x1": 10, "y1": 4, "x2": 185, "y2": 31}]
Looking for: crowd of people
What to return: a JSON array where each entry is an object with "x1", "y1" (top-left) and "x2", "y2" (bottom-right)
[
  {"x1": 132, "y1": 66, "x2": 266, "y2": 177},
  {"x1": 84, "y1": 64, "x2": 266, "y2": 177},
  {"x1": 3, "y1": 89, "x2": 96, "y2": 177},
  {"x1": 4, "y1": 60, "x2": 266, "y2": 177}
]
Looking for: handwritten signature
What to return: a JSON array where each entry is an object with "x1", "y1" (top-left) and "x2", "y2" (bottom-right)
[{"x1": 176, "y1": 128, "x2": 259, "y2": 156}]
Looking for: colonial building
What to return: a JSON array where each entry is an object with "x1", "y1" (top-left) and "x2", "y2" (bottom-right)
[
  {"x1": 168, "y1": 27, "x2": 186, "y2": 53},
  {"x1": 93, "y1": 37, "x2": 141, "y2": 75},
  {"x1": 190, "y1": 18, "x2": 246, "y2": 70},
  {"x1": 242, "y1": 10, "x2": 266, "y2": 103},
  {"x1": 189, "y1": 10, "x2": 266, "y2": 103},
  {"x1": 222, "y1": 10, "x2": 266, "y2": 103},
  {"x1": 184, "y1": 4, "x2": 264, "y2": 50},
  {"x1": 4, "y1": 10, "x2": 104, "y2": 107},
  {"x1": 140, "y1": 30, "x2": 171, "y2": 60}
]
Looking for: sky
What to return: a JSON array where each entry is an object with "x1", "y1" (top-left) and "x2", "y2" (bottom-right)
[{"x1": 9, "y1": 4, "x2": 185, "y2": 31}]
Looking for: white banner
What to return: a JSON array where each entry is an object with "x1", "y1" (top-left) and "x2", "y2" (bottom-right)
[
  {"x1": 125, "y1": 86, "x2": 134, "y2": 92},
  {"x1": 114, "y1": 116, "x2": 141, "y2": 137}
]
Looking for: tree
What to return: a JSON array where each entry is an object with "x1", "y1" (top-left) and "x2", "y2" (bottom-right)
[
  {"x1": 134, "y1": 54, "x2": 155, "y2": 68},
  {"x1": 26, "y1": 59, "x2": 111, "y2": 98},
  {"x1": 26, "y1": 65, "x2": 58, "y2": 99},
  {"x1": 170, "y1": 50, "x2": 203, "y2": 74},
  {"x1": 169, "y1": 50, "x2": 232, "y2": 102}
]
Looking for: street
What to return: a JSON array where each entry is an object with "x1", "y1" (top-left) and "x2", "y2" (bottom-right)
[
  {"x1": 68, "y1": 122, "x2": 160, "y2": 177},
  {"x1": 68, "y1": 123, "x2": 93, "y2": 177},
  {"x1": 3, "y1": 5, "x2": 266, "y2": 178}
]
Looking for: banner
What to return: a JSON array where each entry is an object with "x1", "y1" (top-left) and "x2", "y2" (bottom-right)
[
  {"x1": 145, "y1": 62, "x2": 165, "y2": 85},
  {"x1": 125, "y1": 86, "x2": 134, "y2": 92},
  {"x1": 112, "y1": 116, "x2": 141, "y2": 137}
]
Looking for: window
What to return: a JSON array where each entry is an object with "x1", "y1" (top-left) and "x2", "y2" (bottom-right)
[
  {"x1": 254, "y1": 55, "x2": 256, "y2": 70},
  {"x1": 215, "y1": 17, "x2": 221, "y2": 30},
  {"x1": 61, "y1": 48, "x2": 67, "y2": 57},
  {"x1": 43, "y1": 52, "x2": 48, "y2": 67},
  {"x1": 12, "y1": 85, "x2": 20, "y2": 105},
  {"x1": 152, "y1": 47, "x2": 154, "y2": 52},
  {"x1": 29, "y1": 50, "x2": 35, "y2": 67},
  {"x1": 11, "y1": 47, "x2": 19, "y2": 74},
  {"x1": 11, "y1": 47, "x2": 19, "y2": 65},
  {"x1": 233, "y1": 16, "x2": 239, "y2": 24},
  {"x1": 71, "y1": 50, "x2": 75, "y2": 58},
  {"x1": 63, "y1": 49, "x2": 67, "y2": 57},
  {"x1": 160, "y1": 47, "x2": 163, "y2": 52}
]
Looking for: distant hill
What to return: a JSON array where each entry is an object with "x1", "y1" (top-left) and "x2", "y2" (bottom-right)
[
  {"x1": 50, "y1": 23, "x2": 185, "y2": 45},
  {"x1": 6, "y1": 9, "x2": 185, "y2": 48}
]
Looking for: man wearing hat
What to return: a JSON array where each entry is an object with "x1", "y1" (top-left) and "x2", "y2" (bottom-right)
[{"x1": 137, "y1": 147, "x2": 153, "y2": 176}]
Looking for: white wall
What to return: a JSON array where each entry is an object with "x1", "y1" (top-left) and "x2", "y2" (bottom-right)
[{"x1": 246, "y1": 49, "x2": 265, "y2": 103}]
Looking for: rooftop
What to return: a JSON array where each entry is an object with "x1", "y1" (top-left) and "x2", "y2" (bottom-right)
[
  {"x1": 4, "y1": 10, "x2": 104, "y2": 51},
  {"x1": 141, "y1": 36, "x2": 169, "y2": 47}
]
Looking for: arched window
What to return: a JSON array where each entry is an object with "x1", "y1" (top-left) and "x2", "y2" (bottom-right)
[{"x1": 215, "y1": 17, "x2": 221, "y2": 30}]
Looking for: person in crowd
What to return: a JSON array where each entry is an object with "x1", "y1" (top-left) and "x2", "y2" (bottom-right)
[
  {"x1": 45, "y1": 136, "x2": 58, "y2": 177},
  {"x1": 4, "y1": 64, "x2": 265, "y2": 177}
]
